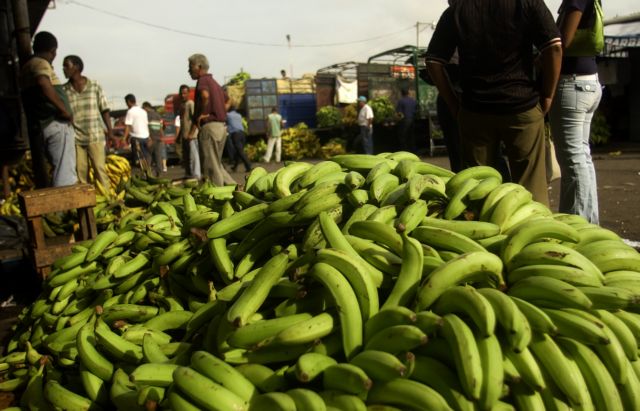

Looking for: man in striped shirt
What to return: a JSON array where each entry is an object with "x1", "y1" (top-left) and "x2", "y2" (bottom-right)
[
  {"x1": 142, "y1": 102, "x2": 166, "y2": 176},
  {"x1": 62, "y1": 55, "x2": 112, "y2": 191},
  {"x1": 426, "y1": 0, "x2": 563, "y2": 205}
]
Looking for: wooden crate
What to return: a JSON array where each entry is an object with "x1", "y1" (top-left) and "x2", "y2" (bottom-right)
[{"x1": 18, "y1": 184, "x2": 97, "y2": 278}]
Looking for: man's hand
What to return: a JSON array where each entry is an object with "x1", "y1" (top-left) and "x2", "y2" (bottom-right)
[
  {"x1": 197, "y1": 114, "x2": 209, "y2": 126},
  {"x1": 540, "y1": 97, "x2": 554, "y2": 115},
  {"x1": 58, "y1": 110, "x2": 73, "y2": 123}
]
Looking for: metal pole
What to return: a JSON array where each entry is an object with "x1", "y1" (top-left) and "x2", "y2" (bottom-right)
[
  {"x1": 11, "y1": 0, "x2": 31, "y2": 64},
  {"x1": 286, "y1": 34, "x2": 293, "y2": 79}
]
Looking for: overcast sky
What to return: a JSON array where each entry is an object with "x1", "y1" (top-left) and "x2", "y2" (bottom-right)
[{"x1": 38, "y1": 0, "x2": 639, "y2": 110}]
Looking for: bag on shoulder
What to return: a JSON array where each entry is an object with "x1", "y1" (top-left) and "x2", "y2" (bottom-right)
[{"x1": 565, "y1": 0, "x2": 604, "y2": 57}]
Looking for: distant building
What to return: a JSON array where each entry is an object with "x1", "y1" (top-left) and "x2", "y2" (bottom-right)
[{"x1": 600, "y1": 13, "x2": 640, "y2": 141}]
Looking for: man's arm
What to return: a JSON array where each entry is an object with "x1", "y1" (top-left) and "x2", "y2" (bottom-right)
[
  {"x1": 36, "y1": 75, "x2": 72, "y2": 121},
  {"x1": 189, "y1": 90, "x2": 208, "y2": 139},
  {"x1": 426, "y1": 61, "x2": 459, "y2": 117},
  {"x1": 538, "y1": 42, "x2": 563, "y2": 115},
  {"x1": 196, "y1": 89, "x2": 209, "y2": 126},
  {"x1": 123, "y1": 125, "x2": 131, "y2": 143},
  {"x1": 101, "y1": 110, "x2": 113, "y2": 140},
  {"x1": 174, "y1": 115, "x2": 181, "y2": 139}
]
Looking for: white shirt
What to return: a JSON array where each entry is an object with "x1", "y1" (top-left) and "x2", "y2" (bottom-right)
[
  {"x1": 125, "y1": 105, "x2": 149, "y2": 138},
  {"x1": 358, "y1": 104, "x2": 374, "y2": 127}
]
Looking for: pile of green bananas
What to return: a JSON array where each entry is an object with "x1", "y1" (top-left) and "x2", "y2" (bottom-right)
[{"x1": 1, "y1": 151, "x2": 640, "y2": 411}]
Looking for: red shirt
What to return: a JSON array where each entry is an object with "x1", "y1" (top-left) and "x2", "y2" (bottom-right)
[{"x1": 195, "y1": 73, "x2": 228, "y2": 123}]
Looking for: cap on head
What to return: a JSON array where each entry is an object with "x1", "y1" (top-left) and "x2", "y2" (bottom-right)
[{"x1": 358, "y1": 96, "x2": 367, "y2": 103}]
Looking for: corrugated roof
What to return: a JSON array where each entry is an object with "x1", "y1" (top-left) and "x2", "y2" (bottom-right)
[
  {"x1": 604, "y1": 12, "x2": 640, "y2": 26},
  {"x1": 28, "y1": 0, "x2": 51, "y2": 34}
]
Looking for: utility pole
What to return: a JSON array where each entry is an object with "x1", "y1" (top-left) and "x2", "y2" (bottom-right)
[{"x1": 286, "y1": 34, "x2": 293, "y2": 79}]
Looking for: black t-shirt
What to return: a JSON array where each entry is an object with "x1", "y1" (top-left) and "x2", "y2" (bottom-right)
[
  {"x1": 426, "y1": 0, "x2": 561, "y2": 114},
  {"x1": 559, "y1": 0, "x2": 599, "y2": 74}
]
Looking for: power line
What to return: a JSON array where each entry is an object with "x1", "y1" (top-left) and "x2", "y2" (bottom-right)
[{"x1": 66, "y1": 0, "x2": 414, "y2": 48}]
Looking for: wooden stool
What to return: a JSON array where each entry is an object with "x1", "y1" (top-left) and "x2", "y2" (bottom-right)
[{"x1": 18, "y1": 184, "x2": 97, "y2": 279}]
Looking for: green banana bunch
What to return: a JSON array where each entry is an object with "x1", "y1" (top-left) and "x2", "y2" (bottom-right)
[{"x1": 4, "y1": 153, "x2": 640, "y2": 411}]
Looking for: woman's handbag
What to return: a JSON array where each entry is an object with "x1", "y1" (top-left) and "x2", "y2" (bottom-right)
[
  {"x1": 565, "y1": 0, "x2": 604, "y2": 57},
  {"x1": 546, "y1": 138, "x2": 561, "y2": 184}
]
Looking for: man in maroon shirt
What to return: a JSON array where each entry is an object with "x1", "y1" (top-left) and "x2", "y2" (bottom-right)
[{"x1": 187, "y1": 53, "x2": 236, "y2": 185}]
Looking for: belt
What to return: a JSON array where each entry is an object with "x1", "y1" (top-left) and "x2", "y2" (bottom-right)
[
  {"x1": 560, "y1": 73, "x2": 598, "y2": 80},
  {"x1": 201, "y1": 118, "x2": 225, "y2": 126}
]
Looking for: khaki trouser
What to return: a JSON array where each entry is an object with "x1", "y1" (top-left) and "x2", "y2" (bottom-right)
[
  {"x1": 458, "y1": 104, "x2": 549, "y2": 206},
  {"x1": 199, "y1": 121, "x2": 236, "y2": 186},
  {"x1": 76, "y1": 141, "x2": 110, "y2": 190}
]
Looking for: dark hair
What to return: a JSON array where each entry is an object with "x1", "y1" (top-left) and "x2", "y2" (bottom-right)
[
  {"x1": 401, "y1": 88, "x2": 409, "y2": 96},
  {"x1": 271, "y1": 107, "x2": 278, "y2": 113},
  {"x1": 64, "y1": 55, "x2": 84, "y2": 72},
  {"x1": 142, "y1": 101, "x2": 152, "y2": 109},
  {"x1": 179, "y1": 84, "x2": 189, "y2": 93},
  {"x1": 125, "y1": 94, "x2": 136, "y2": 104},
  {"x1": 33, "y1": 32, "x2": 57, "y2": 53}
]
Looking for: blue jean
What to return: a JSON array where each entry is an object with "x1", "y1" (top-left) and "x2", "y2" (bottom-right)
[
  {"x1": 187, "y1": 138, "x2": 201, "y2": 179},
  {"x1": 549, "y1": 75, "x2": 602, "y2": 224},
  {"x1": 359, "y1": 126, "x2": 374, "y2": 154},
  {"x1": 42, "y1": 120, "x2": 77, "y2": 186}
]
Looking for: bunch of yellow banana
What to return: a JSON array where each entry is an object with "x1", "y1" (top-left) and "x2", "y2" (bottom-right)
[
  {"x1": 2, "y1": 153, "x2": 640, "y2": 411},
  {"x1": 105, "y1": 154, "x2": 131, "y2": 188},
  {"x1": 0, "y1": 194, "x2": 21, "y2": 216},
  {"x1": 87, "y1": 154, "x2": 131, "y2": 198}
]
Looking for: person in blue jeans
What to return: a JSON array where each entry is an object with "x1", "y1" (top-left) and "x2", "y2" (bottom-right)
[
  {"x1": 226, "y1": 106, "x2": 252, "y2": 172},
  {"x1": 549, "y1": 0, "x2": 603, "y2": 224},
  {"x1": 20, "y1": 31, "x2": 77, "y2": 187}
]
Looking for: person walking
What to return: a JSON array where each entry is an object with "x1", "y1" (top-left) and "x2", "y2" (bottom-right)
[
  {"x1": 549, "y1": 0, "x2": 604, "y2": 223},
  {"x1": 20, "y1": 31, "x2": 77, "y2": 187},
  {"x1": 188, "y1": 53, "x2": 235, "y2": 186},
  {"x1": 395, "y1": 88, "x2": 417, "y2": 152},
  {"x1": 226, "y1": 106, "x2": 252, "y2": 172},
  {"x1": 142, "y1": 102, "x2": 166, "y2": 176},
  {"x1": 425, "y1": 0, "x2": 563, "y2": 206},
  {"x1": 357, "y1": 96, "x2": 374, "y2": 155},
  {"x1": 263, "y1": 107, "x2": 284, "y2": 163},
  {"x1": 122, "y1": 94, "x2": 150, "y2": 171},
  {"x1": 62, "y1": 55, "x2": 112, "y2": 191},
  {"x1": 175, "y1": 84, "x2": 201, "y2": 179}
]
